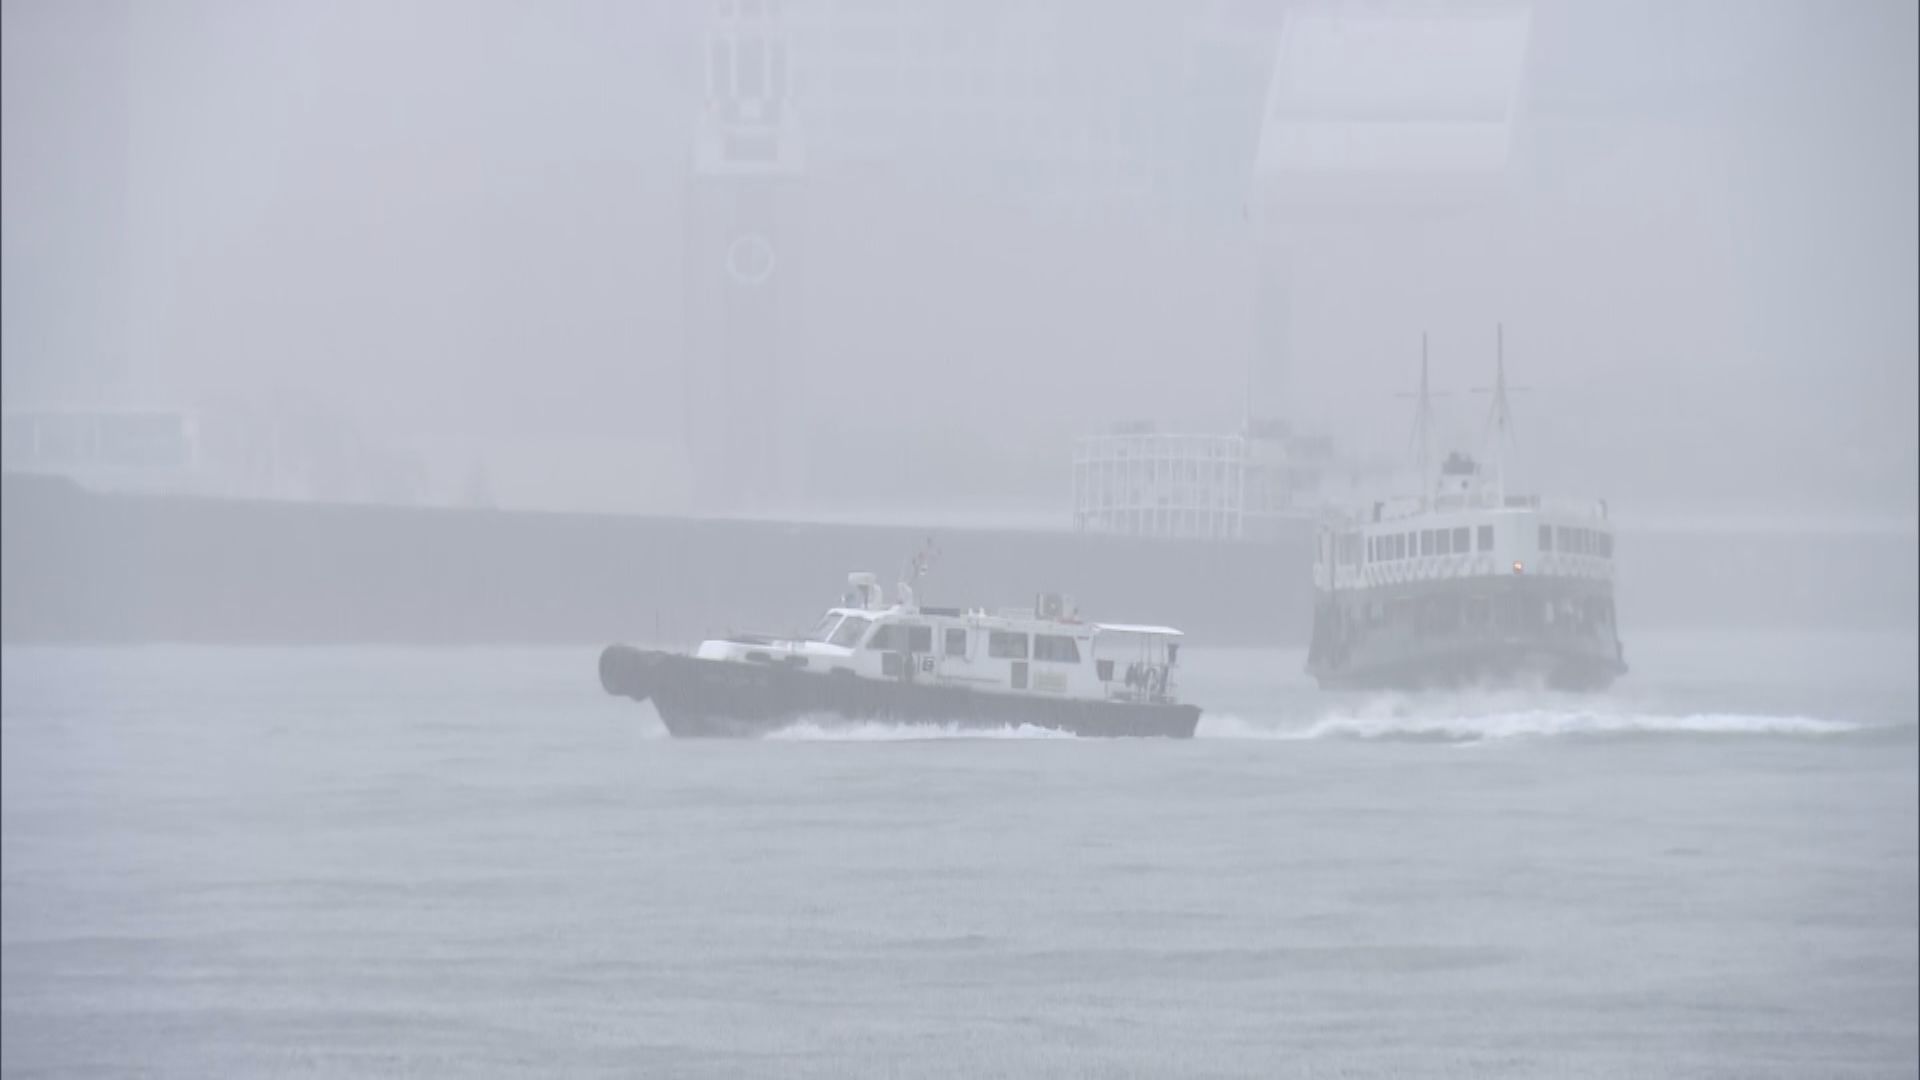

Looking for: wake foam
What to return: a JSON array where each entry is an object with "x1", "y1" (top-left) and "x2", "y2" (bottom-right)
[
  {"x1": 764, "y1": 718, "x2": 1080, "y2": 741},
  {"x1": 1198, "y1": 703, "x2": 1860, "y2": 743}
]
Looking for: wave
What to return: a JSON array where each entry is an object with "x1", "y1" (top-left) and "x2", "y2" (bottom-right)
[
  {"x1": 763, "y1": 718, "x2": 1081, "y2": 741},
  {"x1": 1198, "y1": 704, "x2": 1862, "y2": 743}
]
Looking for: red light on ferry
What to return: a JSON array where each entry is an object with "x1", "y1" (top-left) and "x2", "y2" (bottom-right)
[{"x1": 1512, "y1": 560, "x2": 1525, "y2": 575}]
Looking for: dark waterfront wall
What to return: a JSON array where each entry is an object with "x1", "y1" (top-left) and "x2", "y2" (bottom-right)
[{"x1": 4, "y1": 474, "x2": 1913, "y2": 647}]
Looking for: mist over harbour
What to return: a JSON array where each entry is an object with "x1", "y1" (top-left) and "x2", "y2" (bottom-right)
[{"x1": 3, "y1": 1, "x2": 1916, "y2": 1077}]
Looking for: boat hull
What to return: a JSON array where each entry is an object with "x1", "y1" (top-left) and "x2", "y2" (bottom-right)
[
  {"x1": 1309, "y1": 638, "x2": 1626, "y2": 692},
  {"x1": 1306, "y1": 575, "x2": 1627, "y2": 692},
  {"x1": 599, "y1": 645, "x2": 1201, "y2": 738}
]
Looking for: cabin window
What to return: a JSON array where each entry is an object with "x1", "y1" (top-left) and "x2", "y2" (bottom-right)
[
  {"x1": 1599, "y1": 533, "x2": 1613, "y2": 558},
  {"x1": 867, "y1": 623, "x2": 929, "y2": 652},
  {"x1": 1452, "y1": 526, "x2": 1470, "y2": 553},
  {"x1": 805, "y1": 614, "x2": 841, "y2": 642},
  {"x1": 1436, "y1": 529, "x2": 1451, "y2": 556},
  {"x1": 1395, "y1": 534, "x2": 1406, "y2": 560},
  {"x1": 1477, "y1": 524, "x2": 1494, "y2": 552},
  {"x1": 1538, "y1": 525, "x2": 1553, "y2": 551},
  {"x1": 829, "y1": 616, "x2": 870, "y2": 648},
  {"x1": 1034, "y1": 634, "x2": 1081, "y2": 663},
  {"x1": 1557, "y1": 526, "x2": 1572, "y2": 552},
  {"x1": 1420, "y1": 530, "x2": 1434, "y2": 556},
  {"x1": 944, "y1": 627, "x2": 967, "y2": 657},
  {"x1": 988, "y1": 630, "x2": 1029, "y2": 660},
  {"x1": 1368, "y1": 537, "x2": 1376, "y2": 563}
]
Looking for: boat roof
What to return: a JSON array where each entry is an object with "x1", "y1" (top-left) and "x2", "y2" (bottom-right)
[{"x1": 1092, "y1": 622, "x2": 1184, "y2": 637}]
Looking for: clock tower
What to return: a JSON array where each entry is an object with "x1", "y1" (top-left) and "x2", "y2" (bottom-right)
[{"x1": 683, "y1": 0, "x2": 804, "y2": 513}]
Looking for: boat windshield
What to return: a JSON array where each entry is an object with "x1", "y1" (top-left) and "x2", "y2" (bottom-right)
[
  {"x1": 803, "y1": 614, "x2": 842, "y2": 643},
  {"x1": 829, "y1": 615, "x2": 871, "y2": 648}
]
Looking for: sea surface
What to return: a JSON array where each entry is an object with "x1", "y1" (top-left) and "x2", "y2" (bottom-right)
[{"x1": 3, "y1": 629, "x2": 1916, "y2": 1078}]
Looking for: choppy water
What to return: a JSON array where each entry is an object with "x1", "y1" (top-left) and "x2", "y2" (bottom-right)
[{"x1": 3, "y1": 630, "x2": 1916, "y2": 1077}]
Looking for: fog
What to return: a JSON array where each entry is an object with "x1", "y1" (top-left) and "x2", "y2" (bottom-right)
[
  {"x1": 5, "y1": 7, "x2": 1918, "y2": 1075},
  {"x1": 3, "y1": 0, "x2": 1913, "y2": 524}
]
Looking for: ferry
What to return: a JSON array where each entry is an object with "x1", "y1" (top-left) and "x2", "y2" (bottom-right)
[
  {"x1": 599, "y1": 549, "x2": 1200, "y2": 737},
  {"x1": 1306, "y1": 333, "x2": 1627, "y2": 692}
]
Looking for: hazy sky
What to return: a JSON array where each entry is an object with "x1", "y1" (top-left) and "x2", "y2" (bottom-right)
[{"x1": 3, "y1": 0, "x2": 1914, "y2": 522}]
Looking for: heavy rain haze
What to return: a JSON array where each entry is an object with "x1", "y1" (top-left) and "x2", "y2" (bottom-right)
[
  {"x1": 4, "y1": 0, "x2": 1915, "y2": 524},
  {"x1": 4, "y1": 4, "x2": 1917, "y2": 1077}
]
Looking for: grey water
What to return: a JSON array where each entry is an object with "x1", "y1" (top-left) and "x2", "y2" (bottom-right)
[{"x1": 3, "y1": 629, "x2": 1915, "y2": 1078}]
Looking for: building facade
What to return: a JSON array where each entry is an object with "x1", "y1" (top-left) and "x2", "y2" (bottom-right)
[{"x1": 1071, "y1": 421, "x2": 1338, "y2": 543}]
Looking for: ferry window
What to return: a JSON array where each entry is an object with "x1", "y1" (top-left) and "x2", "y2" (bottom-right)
[
  {"x1": 988, "y1": 631, "x2": 1029, "y2": 660},
  {"x1": 1452, "y1": 526, "x2": 1470, "y2": 552},
  {"x1": 1599, "y1": 533, "x2": 1613, "y2": 558},
  {"x1": 1477, "y1": 524, "x2": 1494, "y2": 551},
  {"x1": 1395, "y1": 534, "x2": 1407, "y2": 559},
  {"x1": 905, "y1": 624, "x2": 933, "y2": 653},
  {"x1": 1538, "y1": 525, "x2": 1553, "y2": 551},
  {"x1": 944, "y1": 628, "x2": 967, "y2": 657},
  {"x1": 1435, "y1": 529, "x2": 1451, "y2": 556},
  {"x1": 1368, "y1": 537, "x2": 1376, "y2": 563},
  {"x1": 829, "y1": 616, "x2": 870, "y2": 648},
  {"x1": 1034, "y1": 634, "x2": 1080, "y2": 663},
  {"x1": 1557, "y1": 526, "x2": 1572, "y2": 552},
  {"x1": 1420, "y1": 530, "x2": 1434, "y2": 556}
]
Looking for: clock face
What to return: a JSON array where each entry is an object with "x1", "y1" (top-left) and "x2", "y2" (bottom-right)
[{"x1": 725, "y1": 232, "x2": 776, "y2": 286}]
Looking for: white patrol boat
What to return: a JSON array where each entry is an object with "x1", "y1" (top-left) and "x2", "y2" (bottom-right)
[
  {"x1": 599, "y1": 549, "x2": 1199, "y2": 737},
  {"x1": 1306, "y1": 332, "x2": 1627, "y2": 692}
]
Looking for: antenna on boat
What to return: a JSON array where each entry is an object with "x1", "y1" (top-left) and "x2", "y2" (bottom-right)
[
  {"x1": 1393, "y1": 332, "x2": 1449, "y2": 505},
  {"x1": 897, "y1": 536, "x2": 939, "y2": 609},
  {"x1": 1469, "y1": 323, "x2": 1531, "y2": 499}
]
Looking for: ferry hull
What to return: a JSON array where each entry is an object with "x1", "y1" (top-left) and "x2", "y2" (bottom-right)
[
  {"x1": 599, "y1": 644, "x2": 1201, "y2": 738},
  {"x1": 1309, "y1": 638, "x2": 1626, "y2": 693},
  {"x1": 1305, "y1": 576, "x2": 1627, "y2": 693}
]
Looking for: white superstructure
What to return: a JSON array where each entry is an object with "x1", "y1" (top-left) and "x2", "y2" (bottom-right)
[
  {"x1": 1314, "y1": 451, "x2": 1615, "y2": 597},
  {"x1": 694, "y1": 568, "x2": 1186, "y2": 705}
]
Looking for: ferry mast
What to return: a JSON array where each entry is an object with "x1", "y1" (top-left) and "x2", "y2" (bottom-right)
[
  {"x1": 1470, "y1": 323, "x2": 1530, "y2": 501},
  {"x1": 1394, "y1": 334, "x2": 1448, "y2": 507}
]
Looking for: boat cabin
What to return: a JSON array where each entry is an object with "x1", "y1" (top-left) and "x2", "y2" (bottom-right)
[
  {"x1": 1313, "y1": 451, "x2": 1616, "y2": 593},
  {"x1": 695, "y1": 572, "x2": 1186, "y2": 704}
]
